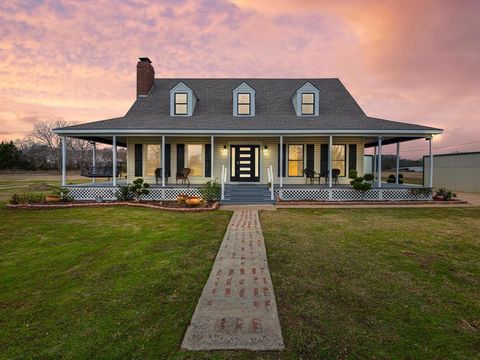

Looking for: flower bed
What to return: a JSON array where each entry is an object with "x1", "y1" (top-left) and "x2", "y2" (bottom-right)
[
  {"x1": 276, "y1": 199, "x2": 468, "y2": 205},
  {"x1": 7, "y1": 201, "x2": 220, "y2": 212}
]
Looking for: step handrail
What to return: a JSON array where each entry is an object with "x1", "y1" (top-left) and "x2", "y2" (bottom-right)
[
  {"x1": 267, "y1": 165, "x2": 274, "y2": 200},
  {"x1": 221, "y1": 165, "x2": 225, "y2": 200}
]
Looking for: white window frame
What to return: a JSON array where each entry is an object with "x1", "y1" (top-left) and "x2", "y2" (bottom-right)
[{"x1": 185, "y1": 143, "x2": 205, "y2": 177}]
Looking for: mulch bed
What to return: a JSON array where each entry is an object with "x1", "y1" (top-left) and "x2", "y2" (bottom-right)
[
  {"x1": 6, "y1": 201, "x2": 220, "y2": 212},
  {"x1": 276, "y1": 199, "x2": 469, "y2": 205}
]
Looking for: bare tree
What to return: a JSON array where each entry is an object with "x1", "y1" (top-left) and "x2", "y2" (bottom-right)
[{"x1": 29, "y1": 119, "x2": 68, "y2": 170}]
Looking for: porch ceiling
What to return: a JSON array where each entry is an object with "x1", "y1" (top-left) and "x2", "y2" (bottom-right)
[
  {"x1": 364, "y1": 136, "x2": 426, "y2": 148},
  {"x1": 67, "y1": 135, "x2": 127, "y2": 147}
]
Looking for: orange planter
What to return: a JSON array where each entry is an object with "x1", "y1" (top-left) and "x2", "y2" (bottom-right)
[
  {"x1": 45, "y1": 195, "x2": 60, "y2": 203},
  {"x1": 186, "y1": 196, "x2": 202, "y2": 206}
]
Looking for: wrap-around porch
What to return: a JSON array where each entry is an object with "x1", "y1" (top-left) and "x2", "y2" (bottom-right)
[{"x1": 60, "y1": 134, "x2": 435, "y2": 203}]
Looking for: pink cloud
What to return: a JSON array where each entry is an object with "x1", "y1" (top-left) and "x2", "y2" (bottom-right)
[{"x1": 0, "y1": 0, "x2": 479, "y2": 158}]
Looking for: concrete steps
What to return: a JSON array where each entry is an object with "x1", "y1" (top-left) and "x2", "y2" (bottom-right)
[{"x1": 221, "y1": 185, "x2": 274, "y2": 205}]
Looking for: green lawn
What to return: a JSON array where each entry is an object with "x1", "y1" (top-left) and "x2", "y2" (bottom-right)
[
  {"x1": 261, "y1": 208, "x2": 480, "y2": 359},
  {"x1": 0, "y1": 205, "x2": 232, "y2": 359},
  {"x1": 1, "y1": 173, "x2": 479, "y2": 359}
]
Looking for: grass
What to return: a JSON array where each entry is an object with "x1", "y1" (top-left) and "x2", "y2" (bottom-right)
[
  {"x1": 261, "y1": 208, "x2": 480, "y2": 359},
  {"x1": 0, "y1": 205, "x2": 232, "y2": 359},
  {"x1": 1, "y1": 173, "x2": 479, "y2": 359},
  {"x1": 0, "y1": 171, "x2": 108, "y2": 201}
]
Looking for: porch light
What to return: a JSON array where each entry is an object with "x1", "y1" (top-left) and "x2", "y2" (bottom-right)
[
  {"x1": 223, "y1": 145, "x2": 227, "y2": 154},
  {"x1": 263, "y1": 145, "x2": 269, "y2": 154}
]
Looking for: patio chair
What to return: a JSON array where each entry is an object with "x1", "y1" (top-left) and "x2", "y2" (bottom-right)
[
  {"x1": 303, "y1": 168, "x2": 320, "y2": 185},
  {"x1": 323, "y1": 168, "x2": 341, "y2": 185},
  {"x1": 154, "y1": 168, "x2": 170, "y2": 185},
  {"x1": 176, "y1": 168, "x2": 191, "y2": 187}
]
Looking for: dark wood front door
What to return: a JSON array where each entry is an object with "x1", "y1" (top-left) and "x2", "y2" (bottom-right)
[{"x1": 230, "y1": 145, "x2": 260, "y2": 182}]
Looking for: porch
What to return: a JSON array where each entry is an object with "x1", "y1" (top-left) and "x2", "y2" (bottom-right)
[{"x1": 58, "y1": 133, "x2": 435, "y2": 203}]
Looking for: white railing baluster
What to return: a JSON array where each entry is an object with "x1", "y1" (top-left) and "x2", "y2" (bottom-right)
[
  {"x1": 268, "y1": 165, "x2": 274, "y2": 200},
  {"x1": 221, "y1": 165, "x2": 225, "y2": 200}
]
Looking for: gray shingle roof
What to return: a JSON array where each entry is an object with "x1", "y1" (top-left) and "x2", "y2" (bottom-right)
[{"x1": 57, "y1": 78, "x2": 441, "y2": 132}]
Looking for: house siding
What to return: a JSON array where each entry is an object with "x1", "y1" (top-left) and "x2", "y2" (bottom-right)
[{"x1": 126, "y1": 136, "x2": 364, "y2": 185}]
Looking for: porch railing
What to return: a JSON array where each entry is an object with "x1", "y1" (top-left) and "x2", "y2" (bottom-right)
[
  {"x1": 267, "y1": 165, "x2": 274, "y2": 200},
  {"x1": 221, "y1": 165, "x2": 226, "y2": 200}
]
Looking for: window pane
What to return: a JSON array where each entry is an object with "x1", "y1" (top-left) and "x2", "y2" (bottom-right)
[
  {"x1": 288, "y1": 145, "x2": 303, "y2": 161},
  {"x1": 175, "y1": 104, "x2": 187, "y2": 115},
  {"x1": 238, "y1": 104, "x2": 250, "y2": 115},
  {"x1": 145, "y1": 144, "x2": 161, "y2": 176},
  {"x1": 288, "y1": 145, "x2": 303, "y2": 176},
  {"x1": 302, "y1": 104, "x2": 314, "y2": 115},
  {"x1": 187, "y1": 144, "x2": 203, "y2": 176},
  {"x1": 238, "y1": 93, "x2": 250, "y2": 104},
  {"x1": 288, "y1": 161, "x2": 303, "y2": 176},
  {"x1": 302, "y1": 93, "x2": 314, "y2": 104},
  {"x1": 332, "y1": 145, "x2": 346, "y2": 176},
  {"x1": 175, "y1": 93, "x2": 187, "y2": 103}
]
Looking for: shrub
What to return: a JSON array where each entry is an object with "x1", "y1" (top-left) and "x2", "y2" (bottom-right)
[
  {"x1": 435, "y1": 188, "x2": 455, "y2": 201},
  {"x1": 115, "y1": 178, "x2": 150, "y2": 201},
  {"x1": 352, "y1": 181, "x2": 372, "y2": 192},
  {"x1": 9, "y1": 192, "x2": 46, "y2": 204},
  {"x1": 363, "y1": 173, "x2": 374, "y2": 181},
  {"x1": 200, "y1": 180, "x2": 221, "y2": 202},
  {"x1": 348, "y1": 169, "x2": 358, "y2": 179},
  {"x1": 350, "y1": 177, "x2": 364, "y2": 185},
  {"x1": 53, "y1": 187, "x2": 73, "y2": 202},
  {"x1": 387, "y1": 174, "x2": 396, "y2": 183}
]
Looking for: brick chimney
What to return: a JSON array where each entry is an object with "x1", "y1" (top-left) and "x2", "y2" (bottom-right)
[{"x1": 136, "y1": 57, "x2": 154, "y2": 97}]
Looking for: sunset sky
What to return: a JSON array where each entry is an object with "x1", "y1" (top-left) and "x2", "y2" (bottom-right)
[{"x1": 1, "y1": 0, "x2": 479, "y2": 158}]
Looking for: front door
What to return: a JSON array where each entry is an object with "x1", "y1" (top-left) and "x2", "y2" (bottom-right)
[{"x1": 230, "y1": 145, "x2": 260, "y2": 182}]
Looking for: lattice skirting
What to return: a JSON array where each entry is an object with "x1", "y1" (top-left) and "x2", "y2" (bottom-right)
[
  {"x1": 275, "y1": 188, "x2": 432, "y2": 201},
  {"x1": 66, "y1": 187, "x2": 201, "y2": 201}
]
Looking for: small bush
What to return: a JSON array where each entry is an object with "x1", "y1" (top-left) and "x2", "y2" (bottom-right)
[
  {"x1": 348, "y1": 169, "x2": 358, "y2": 179},
  {"x1": 53, "y1": 187, "x2": 73, "y2": 202},
  {"x1": 200, "y1": 180, "x2": 221, "y2": 202},
  {"x1": 387, "y1": 174, "x2": 396, "y2": 183},
  {"x1": 9, "y1": 192, "x2": 46, "y2": 204},
  {"x1": 115, "y1": 178, "x2": 150, "y2": 201},
  {"x1": 350, "y1": 177, "x2": 364, "y2": 185},
  {"x1": 363, "y1": 173, "x2": 374, "y2": 181},
  {"x1": 352, "y1": 181, "x2": 372, "y2": 192},
  {"x1": 435, "y1": 188, "x2": 455, "y2": 201}
]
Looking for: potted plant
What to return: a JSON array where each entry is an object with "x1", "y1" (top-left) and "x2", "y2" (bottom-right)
[{"x1": 45, "y1": 194, "x2": 60, "y2": 202}]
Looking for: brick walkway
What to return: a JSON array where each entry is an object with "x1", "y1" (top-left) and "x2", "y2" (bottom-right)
[{"x1": 181, "y1": 210, "x2": 284, "y2": 351}]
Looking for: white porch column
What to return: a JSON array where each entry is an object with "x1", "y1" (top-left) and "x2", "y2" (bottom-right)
[
  {"x1": 429, "y1": 136, "x2": 433, "y2": 188},
  {"x1": 373, "y1": 146, "x2": 377, "y2": 179},
  {"x1": 279, "y1": 135, "x2": 283, "y2": 187},
  {"x1": 61, "y1": 136, "x2": 66, "y2": 186},
  {"x1": 112, "y1": 136, "x2": 117, "y2": 187},
  {"x1": 328, "y1": 135, "x2": 333, "y2": 188},
  {"x1": 92, "y1": 141, "x2": 96, "y2": 184},
  {"x1": 395, "y1": 142, "x2": 400, "y2": 185},
  {"x1": 211, "y1": 135, "x2": 214, "y2": 181},
  {"x1": 161, "y1": 135, "x2": 166, "y2": 187},
  {"x1": 377, "y1": 136, "x2": 382, "y2": 188}
]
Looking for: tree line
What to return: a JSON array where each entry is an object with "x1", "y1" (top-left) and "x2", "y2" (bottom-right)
[{"x1": 0, "y1": 120, "x2": 125, "y2": 171}]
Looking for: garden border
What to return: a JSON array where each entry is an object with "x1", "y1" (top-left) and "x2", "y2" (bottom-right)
[{"x1": 6, "y1": 201, "x2": 220, "y2": 212}]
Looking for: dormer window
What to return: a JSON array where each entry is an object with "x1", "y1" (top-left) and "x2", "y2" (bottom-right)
[
  {"x1": 233, "y1": 82, "x2": 255, "y2": 117},
  {"x1": 292, "y1": 82, "x2": 320, "y2": 116},
  {"x1": 170, "y1": 82, "x2": 197, "y2": 117},
  {"x1": 301, "y1": 93, "x2": 315, "y2": 115},
  {"x1": 174, "y1": 93, "x2": 188, "y2": 115},
  {"x1": 237, "y1": 93, "x2": 251, "y2": 115}
]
